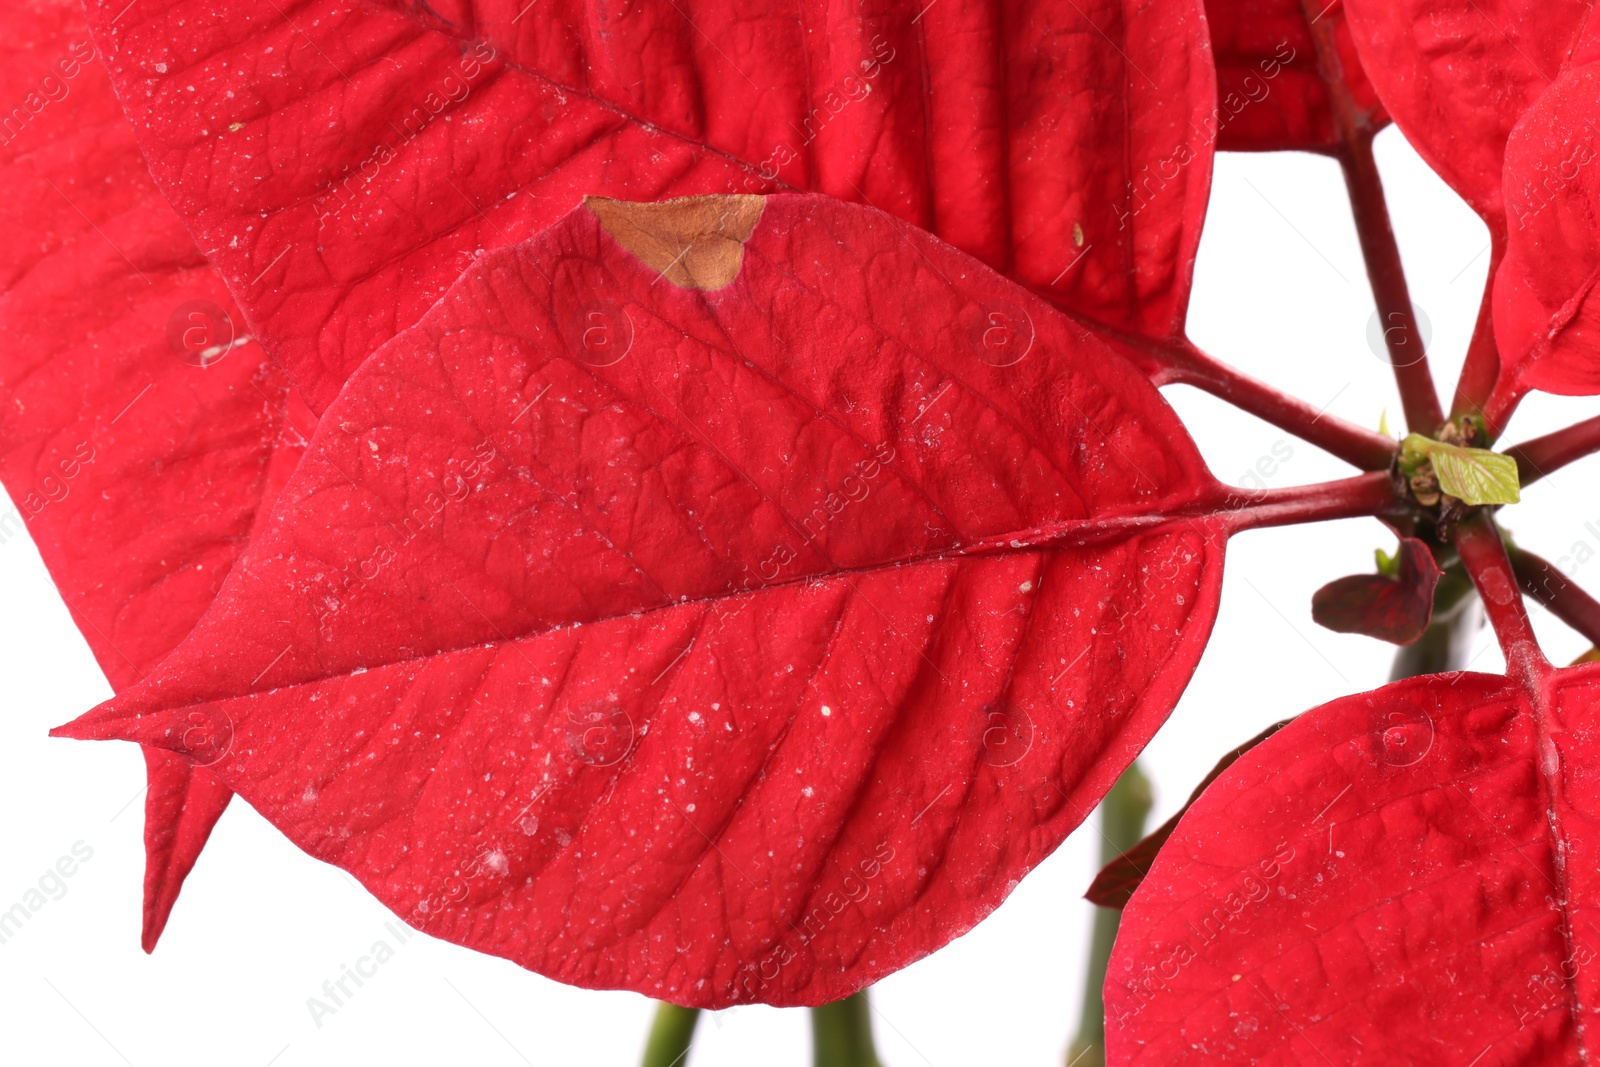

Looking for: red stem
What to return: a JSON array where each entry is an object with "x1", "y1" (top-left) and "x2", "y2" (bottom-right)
[
  {"x1": 1507, "y1": 413, "x2": 1600, "y2": 487},
  {"x1": 1148, "y1": 339, "x2": 1397, "y2": 472},
  {"x1": 1481, "y1": 379, "x2": 1526, "y2": 442},
  {"x1": 1303, "y1": 4, "x2": 1444, "y2": 435},
  {"x1": 1222, "y1": 470, "x2": 1403, "y2": 534},
  {"x1": 1339, "y1": 135, "x2": 1446, "y2": 434},
  {"x1": 1507, "y1": 545, "x2": 1600, "y2": 652},
  {"x1": 938, "y1": 473, "x2": 1398, "y2": 563},
  {"x1": 1450, "y1": 252, "x2": 1512, "y2": 435},
  {"x1": 1454, "y1": 514, "x2": 1550, "y2": 686}
]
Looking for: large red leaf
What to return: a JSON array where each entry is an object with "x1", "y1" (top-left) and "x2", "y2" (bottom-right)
[
  {"x1": 1494, "y1": 62, "x2": 1600, "y2": 398},
  {"x1": 1105, "y1": 664, "x2": 1600, "y2": 1064},
  {"x1": 80, "y1": 0, "x2": 1215, "y2": 411},
  {"x1": 58, "y1": 192, "x2": 1241, "y2": 1006},
  {"x1": 1205, "y1": 0, "x2": 1386, "y2": 153},
  {"x1": 0, "y1": 0, "x2": 314, "y2": 949},
  {"x1": 1342, "y1": 0, "x2": 1594, "y2": 236}
]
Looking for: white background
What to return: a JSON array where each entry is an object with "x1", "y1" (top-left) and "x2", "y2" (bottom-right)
[{"x1": 4, "y1": 129, "x2": 1600, "y2": 1066}]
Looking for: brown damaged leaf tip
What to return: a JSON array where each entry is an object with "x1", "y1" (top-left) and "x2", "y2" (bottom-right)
[{"x1": 585, "y1": 194, "x2": 766, "y2": 290}]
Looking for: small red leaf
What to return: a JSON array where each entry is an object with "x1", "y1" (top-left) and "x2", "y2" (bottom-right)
[
  {"x1": 81, "y1": 0, "x2": 1216, "y2": 409},
  {"x1": 59, "y1": 193, "x2": 1232, "y2": 1005},
  {"x1": 1310, "y1": 535, "x2": 1442, "y2": 644},
  {"x1": 0, "y1": 0, "x2": 313, "y2": 949},
  {"x1": 1204, "y1": 0, "x2": 1385, "y2": 153},
  {"x1": 1106, "y1": 665, "x2": 1600, "y2": 1064},
  {"x1": 1085, "y1": 719, "x2": 1291, "y2": 908},
  {"x1": 1494, "y1": 62, "x2": 1600, "y2": 398},
  {"x1": 1343, "y1": 0, "x2": 1594, "y2": 235}
]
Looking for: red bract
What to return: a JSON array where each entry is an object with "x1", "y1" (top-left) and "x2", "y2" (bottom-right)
[
  {"x1": 1311, "y1": 534, "x2": 1442, "y2": 643},
  {"x1": 0, "y1": 0, "x2": 313, "y2": 949},
  {"x1": 80, "y1": 0, "x2": 1215, "y2": 411},
  {"x1": 1341, "y1": 0, "x2": 1597, "y2": 424},
  {"x1": 56, "y1": 191, "x2": 1299, "y2": 1006},
  {"x1": 1494, "y1": 62, "x2": 1600, "y2": 399},
  {"x1": 1105, "y1": 664, "x2": 1600, "y2": 1064},
  {"x1": 1342, "y1": 0, "x2": 1593, "y2": 236},
  {"x1": 1204, "y1": 0, "x2": 1385, "y2": 153},
  {"x1": 24, "y1": 0, "x2": 1600, "y2": 1050}
]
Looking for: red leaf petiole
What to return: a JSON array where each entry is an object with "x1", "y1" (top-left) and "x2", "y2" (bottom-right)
[
  {"x1": 1508, "y1": 413, "x2": 1600, "y2": 486},
  {"x1": 1454, "y1": 514, "x2": 1551, "y2": 687},
  {"x1": 1216, "y1": 470, "x2": 1403, "y2": 534},
  {"x1": 1450, "y1": 289, "x2": 1512, "y2": 435},
  {"x1": 1336, "y1": 128, "x2": 1445, "y2": 434},
  {"x1": 1136, "y1": 337, "x2": 1397, "y2": 471},
  {"x1": 1507, "y1": 544, "x2": 1600, "y2": 652},
  {"x1": 1302, "y1": 0, "x2": 1444, "y2": 435},
  {"x1": 953, "y1": 472, "x2": 1400, "y2": 564}
]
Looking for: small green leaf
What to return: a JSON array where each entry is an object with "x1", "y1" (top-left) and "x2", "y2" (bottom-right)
[
  {"x1": 1375, "y1": 546, "x2": 1399, "y2": 576},
  {"x1": 1400, "y1": 434, "x2": 1521, "y2": 505},
  {"x1": 1433, "y1": 448, "x2": 1521, "y2": 504},
  {"x1": 1378, "y1": 408, "x2": 1391, "y2": 438}
]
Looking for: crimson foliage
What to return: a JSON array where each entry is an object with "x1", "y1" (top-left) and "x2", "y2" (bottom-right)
[{"x1": 10, "y1": 0, "x2": 1600, "y2": 1053}]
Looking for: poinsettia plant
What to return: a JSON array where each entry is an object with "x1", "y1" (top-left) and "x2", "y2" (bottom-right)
[{"x1": 7, "y1": 0, "x2": 1600, "y2": 1060}]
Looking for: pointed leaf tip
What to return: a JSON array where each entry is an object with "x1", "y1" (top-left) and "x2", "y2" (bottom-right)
[
  {"x1": 52, "y1": 697, "x2": 230, "y2": 766},
  {"x1": 49, "y1": 710, "x2": 116, "y2": 742},
  {"x1": 139, "y1": 756, "x2": 233, "y2": 953}
]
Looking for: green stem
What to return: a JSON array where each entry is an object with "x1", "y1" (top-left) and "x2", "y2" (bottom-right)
[
  {"x1": 1068, "y1": 762, "x2": 1154, "y2": 1067},
  {"x1": 1387, "y1": 563, "x2": 1477, "y2": 680},
  {"x1": 810, "y1": 991, "x2": 881, "y2": 1067},
  {"x1": 640, "y1": 1003, "x2": 701, "y2": 1067}
]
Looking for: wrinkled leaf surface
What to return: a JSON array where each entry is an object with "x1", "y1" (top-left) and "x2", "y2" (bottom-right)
[
  {"x1": 84, "y1": 0, "x2": 1217, "y2": 409},
  {"x1": 1107, "y1": 666, "x2": 1600, "y2": 1064},
  {"x1": 62, "y1": 193, "x2": 1232, "y2": 1005}
]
